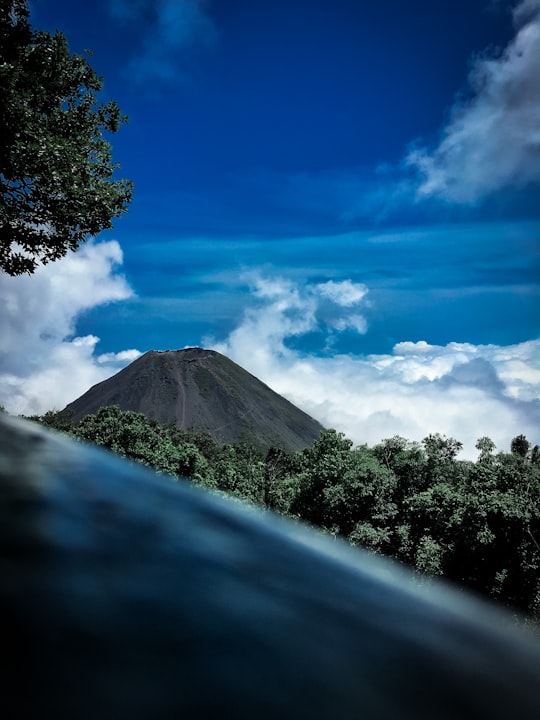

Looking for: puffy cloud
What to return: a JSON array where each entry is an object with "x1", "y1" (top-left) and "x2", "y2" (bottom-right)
[
  {"x1": 317, "y1": 280, "x2": 368, "y2": 306},
  {"x1": 0, "y1": 241, "x2": 141, "y2": 415},
  {"x1": 210, "y1": 275, "x2": 539, "y2": 459},
  {"x1": 108, "y1": 0, "x2": 217, "y2": 81},
  {"x1": 406, "y1": 0, "x2": 540, "y2": 203},
  {"x1": 208, "y1": 273, "x2": 369, "y2": 363}
]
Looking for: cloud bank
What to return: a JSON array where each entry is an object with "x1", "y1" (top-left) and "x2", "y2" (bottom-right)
[
  {"x1": 406, "y1": 0, "x2": 540, "y2": 203},
  {"x1": 209, "y1": 274, "x2": 540, "y2": 459},
  {"x1": 2, "y1": 251, "x2": 537, "y2": 459},
  {"x1": 0, "y1": 241, "x2": 141, "y2": 415}
]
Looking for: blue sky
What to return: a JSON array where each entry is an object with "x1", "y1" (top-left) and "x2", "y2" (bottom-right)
[{"x1": 1, "y1": 0, "x2": 539, "y2": 456}]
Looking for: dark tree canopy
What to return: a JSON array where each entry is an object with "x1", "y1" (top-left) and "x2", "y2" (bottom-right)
[
  {"x1": 0, "y1": 0, "x2": 133, "y2": 275},
  {"x1": 511, "y1": 434, "x2": 531, "y2": 459}
]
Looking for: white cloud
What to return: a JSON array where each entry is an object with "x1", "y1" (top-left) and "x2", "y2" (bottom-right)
[
  {"x1": 207, "y1": 273, "x2": 369, "y2": 363},
  {"x1": 333, "y1": 314, "x2": 368, "y2": 334},
  {"x1": 0, "y1": 241, "x2": 141, "y2": 416},
  {"x1": 406, "y1": 0, "x2": 540, "y2": 203},
  {"x1": 209, "y1": 274, "x2": 540, "y2": 459},
  {"x1": 97, "y1": 349, "x2": 144, "y2": 364},
  {"x1": 316, "y1": 280, "x2": 368, "y2": 306}
]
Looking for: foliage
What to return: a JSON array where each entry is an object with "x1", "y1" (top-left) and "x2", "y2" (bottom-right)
[
  {"x1": 211, "y1": 443, "x2": 266, "y2": 503},
  {"x1": 264, "y1": 446, "x2": 303, "y2": 514},
  {"x1": 0, "y1": 0, "x2": 132, "y2": 275},
  {"x1": 27, "y1": 406, "x2": 540, "y2": 622},
  {"x1": 69, "y1": 406, "x2": 208, "y2": 479},
  {"x1": 25, "y1": 408, "x2": 73, "y2": 431},
  {"x1": 291, "y1": 430, "x2": 397, "y2": 552}
]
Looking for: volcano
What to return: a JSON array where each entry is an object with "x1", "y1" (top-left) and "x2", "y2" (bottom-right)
[{"x1": 65, "y1": 347, "x2": 324, "y2": 451}]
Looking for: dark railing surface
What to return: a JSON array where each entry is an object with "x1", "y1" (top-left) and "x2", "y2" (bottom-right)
[{"x1": 2, "y1": 415, "x2": 540, "y2": 718}]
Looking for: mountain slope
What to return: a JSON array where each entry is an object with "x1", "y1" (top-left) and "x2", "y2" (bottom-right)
[{"x1": 65, "y1": 348, "x2": 324, "y2": 451}]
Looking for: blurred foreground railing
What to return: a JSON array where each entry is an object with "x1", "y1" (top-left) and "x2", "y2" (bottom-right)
[{"x1": 1, "y1": 415, "x2": 540, "y2": 718}]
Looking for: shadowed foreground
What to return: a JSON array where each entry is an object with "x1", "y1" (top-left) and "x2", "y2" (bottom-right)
[{"x1": 2, "y1": 416, "x2": 540, "y2": 718}]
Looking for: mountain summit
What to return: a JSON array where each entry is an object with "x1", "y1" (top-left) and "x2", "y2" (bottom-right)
[{"x1": 65, "y1": 348, "x2": 323, "y2": 451}]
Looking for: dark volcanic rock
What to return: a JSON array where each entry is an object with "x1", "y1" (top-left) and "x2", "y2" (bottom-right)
[{"x1": 65, "y1": 347, "x2": 324, "y2": 451}]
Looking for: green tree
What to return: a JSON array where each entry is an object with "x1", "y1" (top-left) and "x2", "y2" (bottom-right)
[
  {"x1": 26, "y1": 408, "x2": 73, "y2": 432},
  {"x1": 455, "y1": 447, "x2": 540, "y2": 619},
  {"x1": 72, "y1": 406, "x2": 209, "y2": 480},
  {"x1": 291, "y1": 429, "x2": 355, "y2": 529},
  {"x1": 166, "y1": 425, "x2": 221, "y2": 464},
  {"x1": 291, "y1": 430, "x2": 397, "y2": 551},
  {"x1": 476, "y1": 436, "x2": 496, "y2": 463},
  {"x1": 397, "y1": 437, "x2": 540, "y2": 619},
  {"x1": 373, "y1": 435, "x2": 426, "y2": 501},
  {"x1": 263, "y1": 446, "x2": 302, "y2": 514},
  {"x1": 0, "y1": 0, "x2": 132, "y2": 275},
  {"x1": 212, "y1": 443, "x2": 266, "y2": 505},
  {"x1": 404, "y1": 478, "x2": 466, "y2": 575},
  {"x1": 511, "y1": 434, "x2": 530, "y2": 459},
  {"x1": 422, "y1": 433, "x2": 463, "y2": 481}
]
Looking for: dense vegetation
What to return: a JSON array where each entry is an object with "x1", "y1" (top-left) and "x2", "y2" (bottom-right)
[
  {"x1": 28, "y1": 406, "x2": 540, "y2": 623},
  {"x1": 0, "y1": 0, "x2": 132, "y2": 275}
]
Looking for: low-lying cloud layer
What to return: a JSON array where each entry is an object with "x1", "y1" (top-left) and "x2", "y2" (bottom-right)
[
  {"x1": 0, "y1": 241, "x2": 141, "y2": 415},
  {"x1": 406, "y1": 0, "x2": 540, "y2": 203},
  {"x1": 1, "y1": 251, "x2": 537, "y2": 458},
  {"x1": 210, "y1": 274, "x2": 540, "y2": 459}
]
